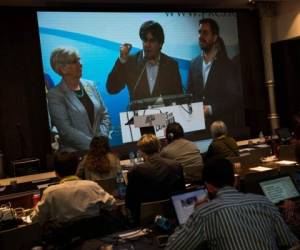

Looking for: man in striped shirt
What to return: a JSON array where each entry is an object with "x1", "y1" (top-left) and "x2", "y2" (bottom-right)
[{"x1": 166, "y1": 158, "x2": 299, "y2": 250}]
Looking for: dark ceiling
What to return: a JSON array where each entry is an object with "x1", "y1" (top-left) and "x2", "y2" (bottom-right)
[{"x1": 0, "y1": 0, "x2": 284, "y2": 9}]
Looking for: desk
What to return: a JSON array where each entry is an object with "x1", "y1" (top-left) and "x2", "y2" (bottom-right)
[
  {"x1": 0, "y1": 222, "x2": 42, "y2": 250},
  {"x1": 235, "y1": 160, "x2": 299, "y2": 194},
  {"x1": 0, "y1": 176, "x2": 58, "y2": 208},
  {"x1": 0, "y1": 171, "x2": 56, "y2": 186},
  {"x1": 79, "y1": 228, "x2": 163, "y2": 250}
]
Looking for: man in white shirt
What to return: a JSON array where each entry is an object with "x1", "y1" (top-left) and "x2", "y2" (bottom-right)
[{"x1": 31, "y1": 152, "x2": 115, "y2": 226}]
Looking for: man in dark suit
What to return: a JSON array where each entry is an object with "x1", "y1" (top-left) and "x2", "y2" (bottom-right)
[
  {"x1": 187, "y1": 18, "x2": 242, "y2": 130},
  {"x1": 106, "y1": 20, "x2": 183, "y2": 109},
  {"x1": 125, "y1": 134, "x2": 185, "y2": 225}
]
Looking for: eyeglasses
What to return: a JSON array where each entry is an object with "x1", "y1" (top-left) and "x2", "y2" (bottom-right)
[{"x1": 65, "y1": 57, "x2": 81, "y2": 65}]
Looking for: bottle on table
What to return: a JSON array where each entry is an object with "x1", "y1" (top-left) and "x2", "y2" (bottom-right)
[
  {"x1": 129, "y1": 151, "x2": 135, "y2": 165},
  {"x1": 259, "y1": 131, "x2": 265, "y2": 143},
  {"x1": 116, "y1": 170, "x2": 126, "y2": 199},
  {"x1": 32, "y1": 192, "x2": 41, "y2": 207},
  {"x1": 155, "y1": 215, "x2": 171, "y2": 231}
]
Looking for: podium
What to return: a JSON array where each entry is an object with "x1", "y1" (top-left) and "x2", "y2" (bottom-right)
[
  {"x1": 120, "y1": 102, "x2": 205, "y2": 143},
  {"x1": 134, "y1": 113, "x2": 166, "y2": 136}
]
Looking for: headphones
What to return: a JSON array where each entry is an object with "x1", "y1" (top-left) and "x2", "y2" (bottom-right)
[
  {"x1": 167, "y1": 132, "x2": 174, "y2": 142},
  {"x1": 166, "y1": 122, "x2": 184, "y2": 143}
]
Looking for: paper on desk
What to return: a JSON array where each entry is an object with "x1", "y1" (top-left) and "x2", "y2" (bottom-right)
[
  {"x1": 32, "y1": 178, "x2": 50, "y2": 183},
  {"x1": 276, "y1": 160, "x2": 297, "y2": 165},
  {"x1": 249, "y1": 166, "x2": 273, "y2": 172},
  {"x1": 0, "y1": 186, "x2": 6, "y2": 192},
  {"x1": 254, "y1": 144, "x2": 269, "y2": 148},
  {"x1": 239, "y1": 148, "x2": 255, "y2": 153},
  {"x1": 37, "y1": 183, "x2": 50, "y2": 189},
  {"x1": 118, "y1": 228, "x2": 150, "y2": 239},
  {"x1": 22, "y1": 215, "x2": 32, "y2": 224}
]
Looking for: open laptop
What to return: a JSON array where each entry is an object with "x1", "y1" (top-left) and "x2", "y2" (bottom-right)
[
  {"x1": 194, "y1": 139, "x2": 213, "y2": 153},
  {"x1": 171, "y1": 188, "x2": 207, "y2": 225},
  {"x1": 275, "y1": 128, "x2": 292, "y2": 144},
  {"x1": 259, "y1": 176, "x2": 300, "y2": 204}
]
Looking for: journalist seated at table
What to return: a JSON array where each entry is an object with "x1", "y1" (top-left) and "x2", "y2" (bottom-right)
[
  {"x1": 160, "y1": 122, "x2": 203, "y2": 184},
  {"x1": 125, "y1": 134, "x2": 185, "y2": 225},
  {"x1": 31, "y1": 152, "x2": 116, "y2": 227},
  {"x1": 76, "y1": 136, "x2": 121, "y2": 181},
  {"x1": 166, "y1": 158, "x2": 299, "y2": 250},
  {"x1": 205, "y1": 120, "x2": 239, "y2": 162}
]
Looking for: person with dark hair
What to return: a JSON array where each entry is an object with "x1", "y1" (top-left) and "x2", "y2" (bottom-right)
[
  {"x1": 31, "y1": 152, "x2": 115, "y2": 226},
  {"x1": 205, "y1": 120, "x2": 239, "y2": 162},
  {"x1": 76, "y1": 136, "x2": 121, "y2": 181},
  {"x1": 166, "y1": 158, "x2": 299, "y2": 250},
  {"x1": 187, "y1": 18, "x2": 242, "y2": 130},
  {"x1": 47, "y1": 47, "x2": 111, "y2": 151},
  {"x1": 125, "y1": 134, "x2": 185, "y2": 225},
  {"x1": 160, "y1": 122, "x2": 204, "y2": 184},
  {"x1": 106, "y1": 20, "x2": 183, "y2": 107}
]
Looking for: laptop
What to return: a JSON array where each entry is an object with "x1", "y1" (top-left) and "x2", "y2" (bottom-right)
[
  {"x1": 275, "y1": 128, "x2": 292, "y2": 143},
  {"x1": 194, "y1": 138, "x2": 213, "y2": 153},
  {"x1": 171, "y1": 188, "x2": 207, "y2": 225},
  {"x1": 259, "y1": 176, "x2": 300, "y2": 204}
]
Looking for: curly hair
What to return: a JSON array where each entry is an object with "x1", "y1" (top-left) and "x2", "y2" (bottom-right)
[
  {"x1": 137, "y1": 134, "x2": 160, "y2": 155},
  {"x1": 84, "y1": 136, "x2": 112, "y2": 174}
]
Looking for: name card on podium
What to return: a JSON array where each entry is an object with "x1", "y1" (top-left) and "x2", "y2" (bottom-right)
[
  {"x1": 120, "y1": 102, "x2": 205, "y2": 143},
  {"x1": 134, "y1": 113, "x2": 167, "y2": 128}
]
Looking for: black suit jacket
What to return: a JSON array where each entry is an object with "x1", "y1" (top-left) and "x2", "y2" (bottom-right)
[
  {"x1": 106, "y1": 51, "x2": 183, "y2": 107},
  {"x1": 125, "y1": 153, "x2": 185, "y2": 224},
  {"x1": 187, "y1": 54, "x2": 242, "y2": 128}
]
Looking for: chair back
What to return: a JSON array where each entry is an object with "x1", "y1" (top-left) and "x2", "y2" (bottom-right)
[
  {"x1": 279, "y1": 144, "x2": 296, "y2": 161},
  {"x1": 0, "y1": 222, "x2": 42, "y2": 250},
  {"x1": 279, "y1": 164, "x2": 299, "y2": 180},
  {"x1": 95, "y1": 178, "x2": 117, "y2": 195},
  {"x1": 241, "y1": 168, "x2": 279, "y2": 194},
  {"x1": 275, "y1": 128, "x2": 292, "y2": 144},
  {"x1": 140, "y1": 199, "x2": 173, "y2": 226},
  {"x1": 228, "y1": 146, "x2": 272, "y2": 167},
  {"x1": 228, "y1": 153, "x2": 254, "y2": 167}
]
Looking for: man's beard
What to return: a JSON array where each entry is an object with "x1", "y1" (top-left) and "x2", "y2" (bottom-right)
[{"x1": 200, "y1": 42, "x2": 214, "y2": 53}]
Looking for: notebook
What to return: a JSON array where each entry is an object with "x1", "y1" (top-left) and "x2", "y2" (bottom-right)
[
  {"x1": 171, "y1": 188, "x2": 207, "y2": 225},
  {"x1": 259, "y1": 176, "x2": 300, "y2": 204}
]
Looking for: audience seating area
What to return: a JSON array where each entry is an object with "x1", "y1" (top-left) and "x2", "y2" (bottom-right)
[{"x1": 0, "y1": 142, "x2": 299, "y2": 249}]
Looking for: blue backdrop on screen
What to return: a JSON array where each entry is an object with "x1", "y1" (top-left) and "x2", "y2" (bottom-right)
[{"x1": 37, "y1": 12, "x2": 240, "y2": 146}]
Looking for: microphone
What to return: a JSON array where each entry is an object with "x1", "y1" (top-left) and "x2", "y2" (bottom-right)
[
  {"x1": 188, "y1": 103, "x2": 193, "y2": 115},
  {"x1": 187, "y1": 93, "x2": 193, "y2": 114},
  {"x1": 125, "y1": 116, "x2": 134, "y2": 126}
]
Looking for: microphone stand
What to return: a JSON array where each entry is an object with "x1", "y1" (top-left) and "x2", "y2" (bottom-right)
[
  {"x1": 125, "y1": 105, "x2": 135, "y2": 143},
  {"x1": 132, "y1": 61, "x2": 147, "y2": 101}
]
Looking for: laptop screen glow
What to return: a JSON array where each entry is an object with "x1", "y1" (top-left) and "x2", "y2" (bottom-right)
[
  {"x1": 171, "y1": 188, "x2": 207, "y2": 225},
  {"x1": 194, "y1": 139, "x2": 213, "y2": 153},
  {"x1": 259, "y1": 176, "x2": 300, "y2": 204}
]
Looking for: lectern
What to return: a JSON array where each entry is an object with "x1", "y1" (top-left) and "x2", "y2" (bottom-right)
[
  {"x1": 134, "y1": 113, "x2": 167, "y2": 136},
  {"x1": 120, "y1": 102, "x2": 205, "y2": 143}
]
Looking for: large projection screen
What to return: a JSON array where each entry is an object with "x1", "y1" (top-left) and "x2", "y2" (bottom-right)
[{"x1": 37, "y1": 11, "x2": 244, "y2": 148}]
